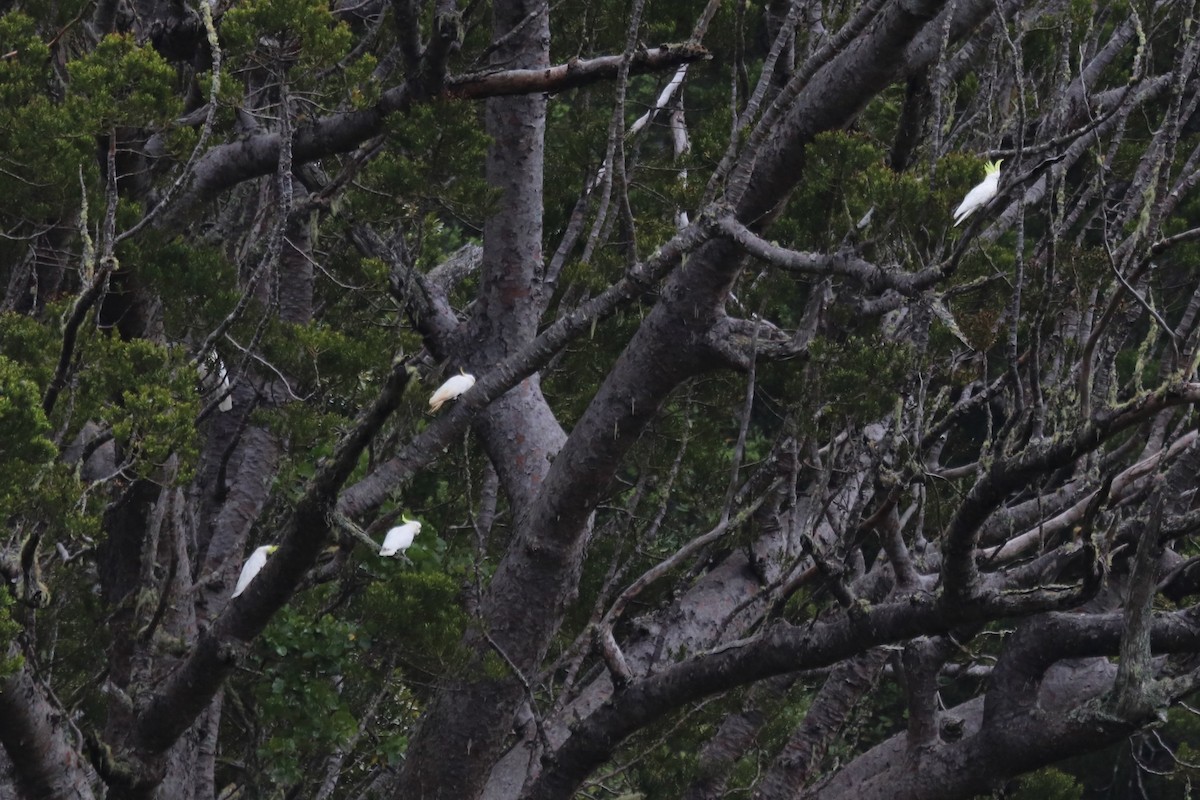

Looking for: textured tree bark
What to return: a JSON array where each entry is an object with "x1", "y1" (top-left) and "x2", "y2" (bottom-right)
[
  {"x1": 751, "y1": 650, "x2": 889, "y2": 800},
  {"x1": 803, "y1": 611, "x2": 1200, "y2": 800},
  {"x1": 156, "y1": 699, "x2": 221, "y2": 800},
  {"x1": 681, "y1": 675, "x2": 792, "y2": 800},
  {"x1": 0, "y1": 648, "x2": 98, "y2": 800},
  {"x1": 392, "y1": 0, "x2": 561, "y2": 792},
  {"x1": 0, "y1": 747, "x2": 17, "y2": 799}
]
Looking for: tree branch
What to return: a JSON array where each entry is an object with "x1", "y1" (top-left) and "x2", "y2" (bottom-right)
[
  {"x1": 148, "y1": 46, "x2": 708, "y2": 229},
  {"x1": 524, "y1": 587, "x2": 1113, "y2": 800},
  {"x1": 124, "y1": 358, "x2": 413, "y2": 767},
  {"x1": 337, "y1": 212, "x2": 715, "y2": 518},
  {"x1": 1112, "y1": 493, "x2": 1165, "y2": 719},
  {"x1": 716, "y1": 215, "x2": 950, "y2": 298},
  {"x1": 446, "y1": 44, "x2": 709, "y2": 100},
  {"x1": 941, "y1": 382, "x2": 1200, "y2": 603},
  {"x1": 0, "y1": 649, "x2": 98, "y2": 800}
]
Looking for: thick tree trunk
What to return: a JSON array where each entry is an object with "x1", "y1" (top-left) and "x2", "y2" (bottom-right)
[{"x1": 378, "y1": 0, "x2": 560, "y2": 794}]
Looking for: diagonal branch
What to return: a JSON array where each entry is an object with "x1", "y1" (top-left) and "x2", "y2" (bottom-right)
[
  {"x1": 337, "y1": 211, "x2": 716, "y2": 518},
  {"x1": 0, "y1": 646, "x2": 98, "y2": 800},
  {"x1": 124, "y1": 357, "x2": 413, "y2": 769},
  {"x1": 446, "y1": 44, "x2": 709, "y2": 99}
]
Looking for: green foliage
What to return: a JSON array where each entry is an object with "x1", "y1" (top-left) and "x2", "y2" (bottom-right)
[
  {"x1": 623, "y1": 686, "x2": 815, "y2": 796},
  {"x1": 0, "y1": 591, "x2": 22, "y2": 677},
  {"x1": 782, "y1": 132, "x2": 958, "y2": 254},
  {"x1": 0, "y1": 13, "x2": 97, "y2": 220},
  {"x1": 0, "y1": 12, "x2": 51, "y2": 108},
  {"x1": 268, "y1": 320, "x2": 390, "y2": 404},
  {"x1": 222, "y1": 0, "x2": 353, "y2": 73},
  {"x1": 724, "y1": 693, "x2": 816, "y2": 790},
  {"x1": 358, "y1": 105, "x2": 494, "y2": 231},
  {"x1": 123, "y1": 237, "x2": 239, "y2": 333},
  {"x1": 1002, "y1": 767, "x2": 1083, "y2": 800},
  {"x1": 17, "y1": 461, "x2": 103, "y2": 560},
  {"x1": 254, "y1": 609, "x2": 366, "y2": 784},
  {"x1": 774, "y1": 131, "x2": 886, "y2": 250},
  {"x1": 0, "y1": 311, "x2": 58, "y2": 388},
  {"x1": 794, "y1": 335, "x2": 912, "y2": 430},
  {"x1": 74, "y1": 336, "x2": 199, "y2": 481},
  {"x1": 624, "y1": 705, "x2": 714, "y2": 794},
  {"x1": 68, "y1": 35, "x2": 180, "y2": 128},
  {"x1": 358, "y1": 569, "x2": 467, "y2": 678},
  {"x1": 984, "y1": 767, "x2": 1089, "y2": 796},
  {"x1": 0, "y1": 355, "x2": 55, "y2": 515},
  {"x1": 0, "y1": 321, "x2": 101, "y2": 543}
]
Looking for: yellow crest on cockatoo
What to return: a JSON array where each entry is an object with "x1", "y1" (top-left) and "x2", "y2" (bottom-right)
[
  {"x1": 952, "y1": 158, "x2": 1004, "y2": 226},
  {"x1": 380, "y1": 516, "x2": 422, "y2": 557}
]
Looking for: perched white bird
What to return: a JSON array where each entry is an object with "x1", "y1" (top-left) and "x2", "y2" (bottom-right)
[
  {"x1": 380, "y1": 518, "x2": 421, "y2": 557},
  {"x1": 428, "y1": 370, "x2": 475, "y2": 413},
  {"x1": 231, "y1": 545, "x2": 278, "y2": 598},
  {"x1": 197, "y1": 352, "x2": 234, "y2": 412},
  {"x1": 953, "y1": 159, "x2": 1003, "y2": 226}
]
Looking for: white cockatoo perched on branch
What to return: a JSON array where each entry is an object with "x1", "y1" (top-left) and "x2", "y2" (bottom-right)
[
  {"x1": 380, "y1": 518, "x2": 421, "y2": 557},
  {"x1": 428, "y1": 370, "x2": 475, "y2": 413},
  {"x1": 953, "y1": 159, "x2": 1003, "y2": 226},
  {"x1": 232, "y1": 545, "x2": 278, "y2": 598},
  {"x1": 197, "y1": 351, "x2": 234, "y2": 412}
]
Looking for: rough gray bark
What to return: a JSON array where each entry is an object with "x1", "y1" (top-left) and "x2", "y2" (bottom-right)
[
  {"x1": 751, "y1": 651, "x2": 889, "y2": 800},
  {"x1": 389, "y1": 0, "x2": 563, "y2": 793},
  {"x1": 681, "y1": 675, "x2": 790, "y2": 800},
  {"x1": 0, "y1": 650, "x2": 98, "y2": 800},
  {"x1": 807, "y1": 611, "x2": 1200, "y2": 800}
]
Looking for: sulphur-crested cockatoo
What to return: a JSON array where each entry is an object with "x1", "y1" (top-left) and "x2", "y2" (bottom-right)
[
  {"x1": 428, "y1": 370, "x2": 475, "y2": 413},
  {"x1": 380, "y1": 518, "x2": 421, "y2": 557},
  {"x1": 953, "y1": 159, "x2": 1003, "y2": 226},
  {"x1": 197, "y1": 352, "x2": 234, "y2": 412},
  {"x1": 232, "y1": 545, "x2": 278, "y2": 598}
]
